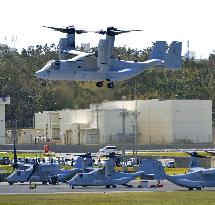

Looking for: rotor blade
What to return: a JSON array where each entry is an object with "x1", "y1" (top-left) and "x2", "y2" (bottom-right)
[
  {"x1": 44, "y1": 26, "x2": 89, "y2": 34},
  {"x1": 113, "y1": 29, "x2": 143, "y2": 35},
  {"x1": 43, "y1": 26, "x2": 69, "y2": 33},
  {"x1": 93, "y1": 30, "x2": 107, "y2": 35},
  {"x1": 76, "y1": 29, "x2": 88, "y2": 34},
  {"x1": 185, "y1": 151, "x2": 207, "y2": 158}
]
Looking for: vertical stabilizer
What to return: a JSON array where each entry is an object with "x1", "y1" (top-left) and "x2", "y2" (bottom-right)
[
  {"x1": 149, "y1": 41, "x2": 167, "y2": 60},
  {"x1": 139, "y1": 159, "x2": 166, "y2": 180},
  {"x1": 165, "y1": 41, "x2": 182, "y2": 69}
]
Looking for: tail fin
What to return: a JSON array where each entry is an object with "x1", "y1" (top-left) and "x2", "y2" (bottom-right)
[
  {"x1": 139, "y1": 159, "x2": 166, "y2": 180},
  {"x1": 74, "y1": 157, "x2": 83, "y2": 169},
  {"x1": 165, "y1": 41, "x2": 182, "y2": 69},
  {"x1": 149, "y1": 41, "x2": 167, "y2": 60},
  {"x1": 189, "y1": 152, "x2": 200, "y2": 168}
]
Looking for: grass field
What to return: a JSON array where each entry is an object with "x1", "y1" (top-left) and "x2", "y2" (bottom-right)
[
  {"x1": 1, "y1": 192, "x2": 215, "y2": 205},
  {"x1": 127, "y1": 151, "x2": 209, "y2": 157}
]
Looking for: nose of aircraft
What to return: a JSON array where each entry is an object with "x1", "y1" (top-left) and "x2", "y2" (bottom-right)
[{"x1": 35, "y1": 69, "x2": 47, "y2": 79}]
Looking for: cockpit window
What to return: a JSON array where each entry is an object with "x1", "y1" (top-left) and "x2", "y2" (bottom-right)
[{"x1": 51, "y1": 60, "x2": 60, "y2": 70}]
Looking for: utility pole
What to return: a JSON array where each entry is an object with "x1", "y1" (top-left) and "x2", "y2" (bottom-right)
[
  {"x1": 121, "y1": 109, "x2": 128, "y2": 159},
  {"x1": 96, "y1": 95, "x2": 100, "y2": 144},
  {"x1": 132, "y1": 125, "x2": 135, "y2": 157},
  {"x1": 134, "y1": 80, "x2": 139, "y2": 165}
]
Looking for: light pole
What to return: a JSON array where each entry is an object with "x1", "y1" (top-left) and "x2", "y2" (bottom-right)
[{"x1": 120, "y1": 109, "x2": 128, "y2": 159}]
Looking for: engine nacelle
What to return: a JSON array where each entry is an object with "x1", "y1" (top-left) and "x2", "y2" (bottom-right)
[{"x1": 97, "y1": 39, "x2": 112, "y2": 74}]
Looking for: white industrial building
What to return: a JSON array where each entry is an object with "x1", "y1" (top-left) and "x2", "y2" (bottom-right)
[
  {"x1": 0, "y1": 96, "x2": 10, "y2": 144},
  {"x1": 98, "y1": 100, "x2": 212, "y2": 144},
  {"x1": 33, "y1": 99, "x2": 212, "y2": 145}
]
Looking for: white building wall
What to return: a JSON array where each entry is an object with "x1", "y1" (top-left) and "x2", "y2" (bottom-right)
[
  {"x1": 98, "y1": 109, "x2": 135, "y2": 144},
  {"x1": 0, "y1": 104, "x2": 6, "y2": 144},
  {"x1": 137, "y1": 100, "x2": 172, "y2": 144},
  {"x1": 34, "y1": 99, "x2": 212, "y2": 145},
  {"x1": 0, "y1": 97, "x2": 10, "y2": 144},
  {"x1": 170, "y1": 100, "x2": 212, "y2": 143},
  {"x1": 35, "y1": 109, "x2": 91, "y2": 143},
  {"x1": 90, "y1": 101, "x2": 135, "y2": 111}
]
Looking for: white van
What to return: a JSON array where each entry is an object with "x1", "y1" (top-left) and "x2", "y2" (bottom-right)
[{"x1": 98, "y1": 145, "x2": 118, "y2": 156}]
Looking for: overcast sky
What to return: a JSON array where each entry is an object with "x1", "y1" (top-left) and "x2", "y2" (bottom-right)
[{"x1": 0, "y1": 0, "x2": 214, "y2": 58}]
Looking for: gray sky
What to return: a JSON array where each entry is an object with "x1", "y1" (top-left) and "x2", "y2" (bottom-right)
[{"x1": 0, "y1": 0, "x2": 214, "y2": 58}]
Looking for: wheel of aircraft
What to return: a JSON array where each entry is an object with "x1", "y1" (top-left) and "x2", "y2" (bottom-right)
[
  {"x1": 96, "y1": 81, "x2": 103, "y2": 88},
  {"x1": 106, "y1": 185, "x2": 111, "y2": 188},
  {"x1": 107, "y1": 82, "x2": 114, "y2": 88},
  {"x1": 41, "y1": 81, "x2": 46, "y2": 87},
  {"x1": 197, "y1": 187, "x2": 201, "y2": 190},
  {"x1": 112, "y1": 185, "x2": 117, "y2": 188},
  {"x1": 72, "y1": 185, "x2": 75, "y2": 189},
  {"x1": 189, "y1": 187, "x2": 193, "y2": 191}
]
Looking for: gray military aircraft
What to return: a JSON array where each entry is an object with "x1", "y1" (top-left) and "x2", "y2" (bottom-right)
[
  {"x1": 57, "y1": 152, "x2": 94, "y2": 182},
  {"x1": 67, "y1": 153, "x2": 165, "y2": 189},
  {"x1": 6, "y1": 141, "x2": 93, "y2": 185},
  {"x1": 165, "y1": 151, "x2": 215, "y2": 190},
  {"x1": 35, "y1": 26, "x2": 182, "y2": 88}
]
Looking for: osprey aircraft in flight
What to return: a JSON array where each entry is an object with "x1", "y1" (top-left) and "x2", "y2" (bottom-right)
[{"x1": 35, "y1": 26, "x2": 182, "y2": 88}]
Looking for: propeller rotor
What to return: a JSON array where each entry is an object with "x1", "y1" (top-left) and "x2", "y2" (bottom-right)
[
  {"x1": 43, "y1": 26, "x2": 89, "y2": 34},
  {"x1": 185, "y1": 151, "x2": 207, "y2": 158},
  {"x1": 94, "y1": 27, "x2": 142, "y2": 36}
]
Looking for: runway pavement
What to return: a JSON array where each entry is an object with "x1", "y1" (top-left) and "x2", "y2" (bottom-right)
[{"x1": 2, "y1": 180, "x2": 214, "y2": 195}]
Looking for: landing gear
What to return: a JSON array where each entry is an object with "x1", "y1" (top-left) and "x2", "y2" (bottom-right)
[
  {"x1": 96, "y1": 81, "x2": 104, "y2": 88},
  {"x1": 8, "y1": 182, "x2": 14, "y2": 185},
  {"x1": 41, "y1": 81, "x2": 46, "y2": 86},
  {"x1": 107, "y1": 82, "x2": 114, "y2": 88},
  {"x1": 112, "y1": 185, "x2": 117, "y2": 188},
  {"x1": 96, "y1": 80, "x2": 115, "y2": 88},
  {"x1": 197, "y1": 187, "x2": 202, "y2": 190},
  {"x1": 189, "y1": 187, "x2": 193, "y2": 190},
  {"x1": 71, "y1": 186, "x2": 74, "y2": 189},
  {"x1": 106, "y1": 185, "x2": 111, "y2": 188}
]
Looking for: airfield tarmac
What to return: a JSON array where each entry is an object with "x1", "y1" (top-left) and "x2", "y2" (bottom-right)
[{"x1": 2, "y1": 180, "x2": 215, "y2": 194}]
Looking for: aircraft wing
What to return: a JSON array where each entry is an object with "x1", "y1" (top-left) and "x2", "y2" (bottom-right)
[
  {"x1": 200, "y1": 169, "x2": 215, "y2": 175},
  {"x1": 61, "y1": 49, "x2": 95, "y2": 57},
  {"x1": 61, "y1": 49, "x2": 86, "y2": 55}
]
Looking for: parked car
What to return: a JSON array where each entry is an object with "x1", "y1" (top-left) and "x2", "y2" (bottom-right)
[{"x1": 98, "y1": 145, "x2": 118, "y2": 156}]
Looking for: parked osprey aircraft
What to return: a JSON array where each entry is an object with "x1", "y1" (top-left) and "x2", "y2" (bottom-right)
[
  {"x1": 6, "y1": 141, "x2": 93, "y2": 185},
  {"x1": 165, "y1": 151, "x2": 215, "y2": 190},
  {"x1": 67, "y1": 154, "x2": 165, "y2": 189},
  {"x1": 35, "y1": 26, "x2": 182, "y2": 88}
]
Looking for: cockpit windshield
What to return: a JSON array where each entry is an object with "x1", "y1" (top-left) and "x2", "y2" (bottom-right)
[{"x1": 51, "y1": 60, "x2": 60, "y2": 70}]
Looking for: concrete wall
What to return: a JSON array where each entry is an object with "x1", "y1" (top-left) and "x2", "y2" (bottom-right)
[
  {"x1": 0, "y1": 97, "x2": 10, "y2": 145},
  {"x1": 18, "y1": 129, "x2": 44, "y2": 144},
  {"x1": 137, "y1": 100, "x2": 172, "y2": 144},
  {"x1": 97, "y1": 109, "x2": 135, "y2": 144},
  {"x1": 171, "y1": 100, "x2": 212, "y2": 143}
]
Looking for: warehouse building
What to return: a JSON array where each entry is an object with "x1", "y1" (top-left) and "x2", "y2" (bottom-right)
[{"x1": 32, "y1": 99, "x2": 212, "y2": 145}]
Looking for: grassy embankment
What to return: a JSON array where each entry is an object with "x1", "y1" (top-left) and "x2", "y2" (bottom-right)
[{"x1": 1, "y1": 192, "x2": 215, "y2": 205}]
